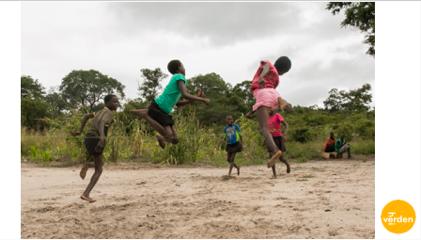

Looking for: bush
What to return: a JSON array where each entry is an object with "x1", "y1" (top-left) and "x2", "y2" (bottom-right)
[{"x1": 21, "y1": 107, "x2": 375, "y2": 166}]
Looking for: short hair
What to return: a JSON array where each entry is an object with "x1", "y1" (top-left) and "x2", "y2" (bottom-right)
[
  {"x1": 167, "y1": 59, "x2": 182, "y2": 74},
  {"x1": 104, "y1": 94, "x2": 116, "y2": 104},
  {"x1": 274, "y1": 56, "x2": 291, "y2": 75}
]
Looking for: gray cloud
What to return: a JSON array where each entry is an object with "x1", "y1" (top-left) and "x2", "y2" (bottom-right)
[
  {"x1": 22, "y1": 2, "x2": 374, "y2": 107},
  {"x1": 107, "y1": 2, "x2": 304, "y2": 45}
]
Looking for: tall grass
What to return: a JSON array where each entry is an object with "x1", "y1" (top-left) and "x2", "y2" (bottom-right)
[{"x1": 21, "y1": 109, "x2": 374, "y2": 166}]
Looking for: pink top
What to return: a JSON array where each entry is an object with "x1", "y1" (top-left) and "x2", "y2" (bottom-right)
[
  {"x1": 250, "y1": 60, "x2": 280, "y2": 92},
  {"x1": 268, "y1": 113, "x2": 284, "y2": 137}
]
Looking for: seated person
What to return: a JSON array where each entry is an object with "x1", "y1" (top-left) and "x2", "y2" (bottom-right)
[
  {"x1": 335, "y1": 136, "x2": 351, "y2": 159},
  {"x1": 322, "y1": 132, "x2": 337, "y2": 159}
]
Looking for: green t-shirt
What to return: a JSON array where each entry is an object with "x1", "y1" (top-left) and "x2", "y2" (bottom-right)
[
  {"x1": 154, "y1": 73, "x2": 187, "y2": 114},
  {"x1": 335, "y1": 138, "x2": 346, "y2": 153}
]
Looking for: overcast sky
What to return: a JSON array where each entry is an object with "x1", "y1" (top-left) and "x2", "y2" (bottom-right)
[{"x1": 22, "y1": 2, "x2": 374, "y2": 107}]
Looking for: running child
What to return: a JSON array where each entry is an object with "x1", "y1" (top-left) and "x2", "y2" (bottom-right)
[
  {"x1": 250, "y1": 56, "x2": 292, "y2": 169},
  {"x1": 131, "y1": 60, "x2": 210, "y2": 148},
  {"x1": 224, "y1": 115, "x2": 242, "y2": 176},
  {"x1": 71, "y1": 94, "x2": 120, "y2": 203},
  {"x1": 268, "y1": 110, "x2": 291, "y2": 177}
]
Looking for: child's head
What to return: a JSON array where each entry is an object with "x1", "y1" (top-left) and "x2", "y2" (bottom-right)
[
  {"x1": 329, "y1": 131, "x2": 335, "y2": 139},
  {"x1": 274, "y1": 56, "x2": 291, "y2": 75},
  {"x1": 226, "y1": 115, "x2": 234, "y2": 125},
  {"x1": 269, "y1": 110, "x2": 275, "y2": 116},
  {"x1": 167, "y1": 59, "x2": 185, "y2": 75},
  {"x1": 104, "y1": 94, "x2": 119, "y2": 111}
]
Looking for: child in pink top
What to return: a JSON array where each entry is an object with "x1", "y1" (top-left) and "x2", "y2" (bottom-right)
[
  {"x1": 267, "y1": 110, "x2": 291, "y2": 177},
  {"x1": 250, "y1": 56, "x2": 291, "y2": 169}
]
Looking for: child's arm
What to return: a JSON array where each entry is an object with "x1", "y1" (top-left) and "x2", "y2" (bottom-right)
[
  {"x1": 71, "y1": 113, "x2": 94, "y2": 136},
  {"x1": 281, "y1": 120, "x2": 288, "y2": 139},
  {"x1": 258, "y1": 63, "x2": 270, "y2": 88},
  {"x1": 177, "y1": 81, "x2": 210, "y2": 104},
  {"x1": 97, "y1": 120, "x2": 107, "y2": 147},
  {"x1": 97, "y1": 111, "x2": 113, "y2": 147},
  {"x1": 176, "y1": 89, "x2": 205, "y2": 107},
  {"x1": 176, "y1": 99, "x2": 191, "y2": 107}
]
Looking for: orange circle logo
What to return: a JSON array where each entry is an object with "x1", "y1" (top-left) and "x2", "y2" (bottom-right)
[{"x1": 381, "y1": 200, "x2": 416, "y2": 234}]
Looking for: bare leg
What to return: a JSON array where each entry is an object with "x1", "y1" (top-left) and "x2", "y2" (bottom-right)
[
  {"x1": 279, "y1": 155, "x2": 291, "y2": 173},
  {"x1": 131, "y1": 109, "x2": 176, "y2": 143},
  {"x1": 169, "y1": 126, "x2": 178, "y2": 144},
  {"x1": 156, "y1": 135, "x2": 166, "y2": 149},
  {"x1": 227, "y1": 152, "x2": 234, "y2": 176},
  {"x1": 81, "y1": 155, "x2": 103, "y2": 203},
  {"x1": 80, "y1": 155, "x2": 94, "y2": 180},
  {"x1": 345, "y1": 144, "x2": 352, "y2": 159},
  {"x1": 256, "y1": 107, "x2": 282, "y2": 167},
  {"x1": 234, "y1": 163, "x2": 240, "y2": 176},
  {"x1": 271, "y1": 166, "x2": 277, "y2": 178},
  {"x1": 228, "y1": 164, "x2": 234, "y2": 176}
]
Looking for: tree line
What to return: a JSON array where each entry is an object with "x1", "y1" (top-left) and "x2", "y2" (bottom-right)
[{"x1": 21, "y1": 68, "x2": 373, "y2": 131}]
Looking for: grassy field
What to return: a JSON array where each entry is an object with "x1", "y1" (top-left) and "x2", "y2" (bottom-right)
[{"x1": 21, "y1": 109, "x2": 374, "y2": 167}]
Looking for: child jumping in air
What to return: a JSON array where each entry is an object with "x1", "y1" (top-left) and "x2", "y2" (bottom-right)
[
  {"x1": 224, "y1": 115, "x2": 242, "y2": 176},
  {"x1": 71, "y1": 94, "x2": 120, "y2": 203},
  {"x1": 131, "y1": 59, "x2": 210, "y2": 148},
  {"x1": 250, "y1": 56, "x2": 292, "y2": 169}
]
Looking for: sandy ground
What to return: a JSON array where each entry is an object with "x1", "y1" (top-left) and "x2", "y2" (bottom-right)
[{"x1": 22, "y1": 159, "x2": 374, "y2": 239}]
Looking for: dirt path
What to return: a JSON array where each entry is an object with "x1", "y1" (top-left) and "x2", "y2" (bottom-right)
[{"x1": 21, "y1": 159, "x2": 374, "y2": 239}]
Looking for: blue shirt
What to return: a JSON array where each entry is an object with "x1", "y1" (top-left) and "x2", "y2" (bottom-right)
[{"x1": 224, "y1": 124, "x2": 241, "y2": 145}]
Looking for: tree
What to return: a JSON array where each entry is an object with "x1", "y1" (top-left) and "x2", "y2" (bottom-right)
[
  {"x1": 59, "y1": 70, "x2": 125, "y2": 112},
  {"x1": 21, "y1": 75, "x2": 45, "y2": 99},
  {"x1": 21, "y1": 75, "x2": 50, "y2": 129},
  {"x1": 323, "y1": 88, "x2": 343, "y2": 112},
  {"x1": 327, "y1": 2, "x2": 375, "y2": 56},
  {"x1": 45, "y1": 91, "x2": 68, "y2": 117},
  {"x1": 138, "y1": 68, "x2": 167, "y2": 102},
  {"x1": 187, "y1": 73, "x2": 234, "y2": 125},
  {"x1": 188, "y1": 73, "x2": 231, "y2": 97},
  {"x1": 341, "y1": 83, "x2": 372, "y2": 112},
  {"x1": 323, "y1": 84, "x2": 372, "y2": 112},
  {"x1": 232, "y1": 80, "x2": 254, "y2": 111}
]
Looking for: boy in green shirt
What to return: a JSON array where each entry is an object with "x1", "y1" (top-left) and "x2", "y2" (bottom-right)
[
  {"x1": 131, "y1": 60, "x2": 210, "y2": 148},
  {"x1": 335, "y1": 136, "x2": 352, "y2": 159}
]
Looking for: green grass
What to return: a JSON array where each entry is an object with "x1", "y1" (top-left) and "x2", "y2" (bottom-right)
[{"x1": 21, "y1": 111, "x2": 375, "y2": 166}]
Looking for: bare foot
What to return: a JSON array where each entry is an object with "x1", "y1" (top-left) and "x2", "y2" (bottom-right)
[
  {"x1": 237, "y1": 167, "x2": 240, "y2": 176},
  {"x1": 80, "y1": 195, "x2": 96, "y2": 203},
  {"x1": 156, "y1": 135, "x2": 166, "y2": 149},
  {"x1": 286, "y1": 164, "x2": 291, "y2": 174},
  {"x1": 79, "y1": 165, "x2": 88, "y2": 180},
  {"x1": 267, "y1": 151, "x2": 282, "y2": 168}
]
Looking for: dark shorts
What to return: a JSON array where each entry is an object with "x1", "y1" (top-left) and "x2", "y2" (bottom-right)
[
  {"x1": 273, "y1": 136, "x2": 286, "y2": 152},
  {"x1": 84, "y1": 132, "x2": 104, "y2": 156},
  {"x1": 226, "y1": 142, "x2": 243, "y2": 154},
  {"x1": 148, "y1": 101, "x2": 174, "y2": 127}
]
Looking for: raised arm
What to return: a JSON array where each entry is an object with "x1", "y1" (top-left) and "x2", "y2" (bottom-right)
[
  {"x1": 258, "y1": 62, "x2": 270, "y2": 87},
  {"x1": 177, "y1": 81, "x2": 210, "y2": 104},
  {"x1": 176, "y1": 89, "x2": 206, "y2": 107}
]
